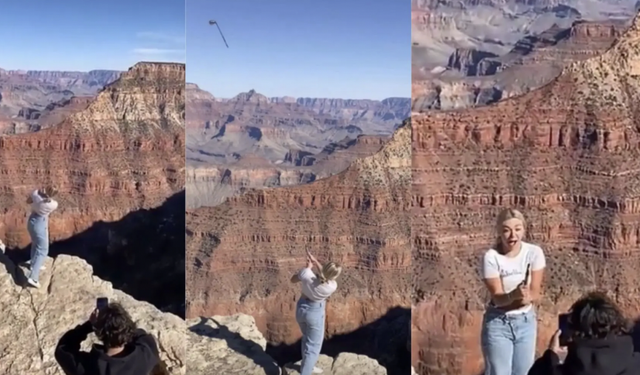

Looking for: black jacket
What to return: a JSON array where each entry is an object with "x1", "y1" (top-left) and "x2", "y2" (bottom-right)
[
  {"x1": 54, "y1": 321, "x2": 160, "y2": 375},
  {"x1": 528, "y1": 335, "x2": 640, "y2": 375}
]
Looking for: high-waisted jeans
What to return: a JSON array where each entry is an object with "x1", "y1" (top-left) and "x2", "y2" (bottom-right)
[
  {"x1": 481, "y1": 307, "x2": 537, "y2": 375},
  {"x1": 295, "y1": 297, "x2": 326, "y2": 375},
  {"x1": 27, "y1": 213, "x2": 49, "y2": 282}
]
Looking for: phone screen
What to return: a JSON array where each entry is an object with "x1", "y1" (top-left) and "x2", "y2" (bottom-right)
[
  {"x1": 558, "y1": 313, "x2": 570, "y2": 346},
  {"x1": 96, "y1": 297, "x2": 109, "y2": 310}
]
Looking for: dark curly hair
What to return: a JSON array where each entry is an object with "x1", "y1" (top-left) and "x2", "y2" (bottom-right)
[
  {"x1": 94, "y1": 303, "x2": 137, "y2": 348},
  {"x1": 568, "y1": 291, "x2": 630, "y2": 340}
]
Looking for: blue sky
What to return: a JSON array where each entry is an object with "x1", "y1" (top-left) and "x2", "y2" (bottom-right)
[
  {"x1": 186, "y1": 0, "x2": 410, "y2": 99},
  {"x1": 0, "y1": 0, "x2": 185, "y2": 71}
]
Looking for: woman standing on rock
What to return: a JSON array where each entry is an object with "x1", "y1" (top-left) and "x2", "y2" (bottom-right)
[
  {"x1": 290, "y1": 249, "x2": 342, "y2": 375},
  {"x1": 481, "y1": 208, "x2": 546, "y2": 375},
  {"x1": 25, "y1": 186, "x2": 58, "y2": 288}
]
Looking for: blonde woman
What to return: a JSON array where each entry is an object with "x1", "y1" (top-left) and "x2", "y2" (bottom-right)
[
  {"x1": 481, "y1": 209, "x2": 546, "y2": 375},
  {"x1": 290, "y1": 249, "x2": 342, "y2": 375},
  {"x1": 25, "y1": 186, "x2": 59, "y2": 288}
]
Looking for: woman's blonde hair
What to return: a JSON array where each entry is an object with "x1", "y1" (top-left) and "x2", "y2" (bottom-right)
[
  {"x1": 318, "y1": 262, "x2": 342, "y2": 283},
  {"x1": 494, "y1": 208, "x2": 526, "y2": 250},
  {"x1": 42, "y1": 186, "x2": 59, "y2": 198}
]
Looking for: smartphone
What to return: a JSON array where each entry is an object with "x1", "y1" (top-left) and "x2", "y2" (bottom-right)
[
  {"x1": 558, "y1": 313, "x2": 570, "y2": 346},
  {"x1": 96, "y1": 297, "x2": 109, "y2": 310}
]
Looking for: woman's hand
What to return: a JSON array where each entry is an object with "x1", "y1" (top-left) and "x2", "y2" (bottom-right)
[
  {"x1": 306, "y1": 256, "x2": 313, "y2": 269},
  {"x1": 511, "y1": 282, "x2": 531, "y2": 304}
]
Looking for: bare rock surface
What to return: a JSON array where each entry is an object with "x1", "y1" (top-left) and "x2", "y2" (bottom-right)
[
  {"x1": 185, "y1": 313, "x2": 386, "y2": 375},
  {"x1": 187, "y1": 314, "x2": 281, "y2": 375},
  {"x1": 0, "y1": 254, "x2": 186, "y2": 375},
  {"x1": 412, "y1": 11, "x2": 640, "y2": 375},
  {"x1": 283, "y1": 353, "x2": 387, "y2": 375}
]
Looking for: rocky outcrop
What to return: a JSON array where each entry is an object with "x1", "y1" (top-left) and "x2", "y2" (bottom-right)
[
  {"x1": 0, "y1": 254, "x2": 186, "y2": 375},
  {"x1": 186, "y1": 120, "x2": 411, "y2": 369},
  {"x1": 412, "y1": 11, "x2": 640, "y2": 375},
  {"x1": 447, "y1": 49, "x2": 500, "y2": 76},
  {"x1": 0, "y1": 62, "x2": 185, "y2": 313},
  {"x1": 186, "y1": 313, "x2": 387, "y2": 375},
  {"x1": 283, "y1": 354, "x2": 387, "y2": 375}
]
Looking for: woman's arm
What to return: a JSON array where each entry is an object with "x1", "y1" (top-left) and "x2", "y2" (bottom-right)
[
  {"x1": 484, "y1": 278, "x2": 520, "y2": 306},
  {"x1": 306, "y1": 250, "x2": 322, "y2": 270},
  {"x1": 482, "y1": 251, "x2": 521, "y2": 306},
  {"x1": 290, "y1": 258, "x2": 313, "y2": 283}
]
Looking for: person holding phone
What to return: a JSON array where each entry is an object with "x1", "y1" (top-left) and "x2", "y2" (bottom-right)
[
  {"x1": 24, "y1": 186, "x2": 59, "y2": 288},
  {"x1": 481, "y1": 208, "x2": 546, "y2": 375},
  {"x1": 54, "y1": 300, "x2": 160, "y2": 375},
  {"x1": 528, "y1": 291, "x2": 640, "y2": 375},
  {"x1": 290, "y1": 250, "x2": 342, "y2": 375}
]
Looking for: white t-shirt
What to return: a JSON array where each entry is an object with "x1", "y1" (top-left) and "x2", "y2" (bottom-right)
[
  {"x1": 30, "y1": 190, "x2": 58, "y2": 217},
  {"x1": 298, "y1": 268, "x2": 337, "y2": 302},
  {"x1": 482, "y1": 241, "x2": 546, "y2": 314}
]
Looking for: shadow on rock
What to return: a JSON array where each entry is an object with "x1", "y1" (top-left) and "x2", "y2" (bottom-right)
[
  {"x1": 190, "y1": 316, "x2": 282, "y2": 375},
  {"x1": 5, "y1": 190, "x2": 185, "y2": 317},
  {"x1": 0, "y1": 250, "x2": 25, "y2": 286},
  {"x1": 266, "y1": 306, "x2": 410, "y2": 375}
]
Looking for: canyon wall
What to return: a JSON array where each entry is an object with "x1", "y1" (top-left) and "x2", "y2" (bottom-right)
[
  {"x1": 186, "y1": 120, "x2": 412, "y2": 368},
  {"x1": 412, "y1": 12, "x2": 640, "y2": 375},
  {"x1": 0, "y1": 62, "x2": 185, "y2": 313}
]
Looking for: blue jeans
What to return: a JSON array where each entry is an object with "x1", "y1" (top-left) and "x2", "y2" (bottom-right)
[
  {"x1": 27, "y1": 213, "x2": 49, "y2": 282},
  {"x1": 481, "y1": 307, "x2": 537, "y2": 375},
  {"x1": 296, "y1": 297, "x2": 325, "y2": 375}
]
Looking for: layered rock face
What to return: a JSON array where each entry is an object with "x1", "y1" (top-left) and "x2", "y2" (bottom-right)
[
  {"x1": 0, "y1": 62, "x2": 185, "y2": 313},
  {"x1": 413, "y1": 19, "x2": 627, "y2": 111},
  {"x1": 412, "y1": 12, "x2": 640, "y2": 375},
  {"x1": 186, "y1": 121, "x2": 411, "y2": 368},
  {"x1": 411, "y1": 0, "x2": 637, "y2": 111},
  {"x1": 186, "y1": 313, "x2": 387, "y2": 375},
  {"x1": 0, "y1": 254, "x2": 186, "y2": 374},
  {"x1": 186, "y1": 85, "x2": 409, "y2": 208},
  {"x1": 0, "y1": 68, "x2": 120, "y2": 133}
]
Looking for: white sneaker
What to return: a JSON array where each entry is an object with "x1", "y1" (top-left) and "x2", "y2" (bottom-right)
[
  {"x1": 24, "y1": 260, "x2": 45, "y2": 270},
  {"x1": 312, "y1": 367, "x2": 323, "y2": 374},
  {"x1": 27, "y1": 278, "x2": 40, "y2": 288},
  {"x1": 0, "y1": 240, "x2": 5, "y2": 252}
]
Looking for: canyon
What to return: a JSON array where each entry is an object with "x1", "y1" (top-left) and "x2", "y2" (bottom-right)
[
  {"x1": 412, "y1": 0, "x2": 638, "y2": 110},
  {"x1": 411, "y1": 10, "x2": 640, "y2": 375},
  {"x1": 0, "y1": 68, "x2": 120, "y2": 134},
  {"x1": 185, "y1": 84, "x2": 409, "y2": 208},
  {"x1": 0, "y1": 62, "x2": 185, "y2": 314},
  {"x1": 186, "y1": 119, "x2": 412, "y2": 373}
]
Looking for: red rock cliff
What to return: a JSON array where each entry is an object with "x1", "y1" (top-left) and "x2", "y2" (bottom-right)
[
  {"x1": 0, "y1": 62, "x2": 185, "y2": 247},
  {"x1": 412, "y1": 12, "x2": 640, "y2": 375},
  {"x1": 186, "y1": 120, "x2": 411, "y2": 345}
]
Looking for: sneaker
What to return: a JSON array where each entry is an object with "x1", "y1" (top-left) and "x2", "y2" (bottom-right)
[
  {"x1": 313, "y1": 367, "x2": 323, "y2": 374},
  {"x1": 24, "y1": 260, "x2": 45, "y2": 270},
  {"x1": 27, "y1": 278, "x2": 41, "y2": 288}
]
